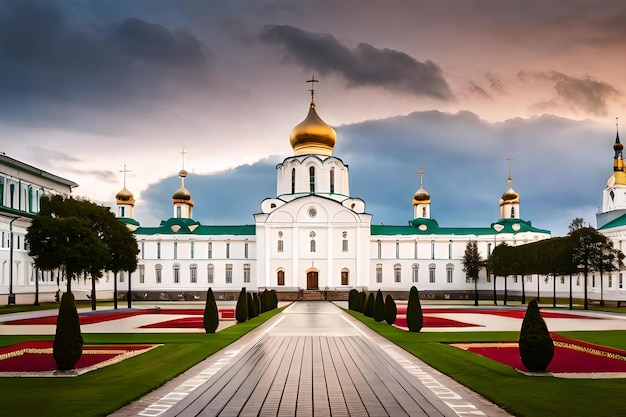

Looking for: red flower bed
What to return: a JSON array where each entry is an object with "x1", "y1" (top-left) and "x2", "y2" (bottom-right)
[
  {"x1": 0, "y1": 341, "x2": 156, "y2": 373},
  {"x1": 140, "y1": 317, "x2": 204, "y2": 329},
  {"x1": 394, "y1": 315, "x2": 480, "y2": 328},
  {"x1": 3, "y1": 308, "x2": 234, "y2": 325},
  {"x1": 453, "y1": 336, "x2": 626, "y2": 373},
  {"x1": 394, "y1": 307, "x2": 598, "y2": 320}
]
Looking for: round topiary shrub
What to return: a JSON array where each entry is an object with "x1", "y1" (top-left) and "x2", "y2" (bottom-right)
[
  {"x1": 236, "y1": 287, "x2": 248, "y2": 323},
  {"x1": 519, "y1": 299, "x2": 554, "y2": 372},
  {"x1": 203, "y1": 287, "x2": 219, "y2": 333},
  {"x1": 406, "y1": 286, "x2": 423, "y2": 332},
  {"x1": 373, "y1": 289, "x2": 385, "y2": 322},
  {"x1": 384, "y1": 294, "x2": 397, "y2": 325},
  {"x1": 53, "y1": 292, "x2": 83, "y2": 371}
]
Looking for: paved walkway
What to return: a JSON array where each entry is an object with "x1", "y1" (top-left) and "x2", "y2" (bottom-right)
[{"x1": 111, "y1": 302, "x2": 511, "y2": 417}]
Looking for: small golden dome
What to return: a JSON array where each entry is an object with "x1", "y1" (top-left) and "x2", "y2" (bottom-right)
[
  {"x1": 289, "y1": 103, "x2": 337, "y2": 156},
  {"x1": 178, "y1": 169, "x2": 188, "y2": 177},
  {"x1": 173, "y1": 169, "x2": 192, "y2": 200},
  {"x1": 500, "y1": 186, "x2": 520, "y2": 206},
  {"x1": 115, "y1": 187, "x2": 134, "y2": 202},
  {"x1": 412, "y1": 187, "x2": 430, "y2": 205},
  {"x1": 613, "y1": 171, "x2": 626, "y2": 186}
]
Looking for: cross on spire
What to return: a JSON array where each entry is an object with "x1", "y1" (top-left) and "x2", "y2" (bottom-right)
[
  {"x1": 507, "y1": 155, "x2": 514, "y2": 181},
  {"x1": 418, "y1": 168, "x2": 426, "y2": 188},
  {"x1": 180, "y1": 146, "x2": 188, "y2": 170},
  {"x1": 120, "y1": 164, "x2": 131, "y2": 188},
  {"x1": 306, "y1": 75, "x2": 319, "y2": 104}
]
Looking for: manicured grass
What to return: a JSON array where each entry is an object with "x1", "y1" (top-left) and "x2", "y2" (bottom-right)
[
  {"x1": 0, "y1": 307, "x2": 285, "y2": 417},
  {"x1": 346, "y1": 309, "x2": 626, "y2": 417},
  {"x1": 0, "y1": 301, "x2": 108, "y2": 315}
]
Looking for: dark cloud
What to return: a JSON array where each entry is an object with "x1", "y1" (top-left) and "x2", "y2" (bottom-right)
[
  {"x1": 139, "y1": 111, "x2": 608, "y2": 236},
  {"x1": 486, "y1": 72, "x2": 505, "y2": 94},
  {"x1": 466, "y1": 82, "x2": 493, "y2": 100},
  {"x1": 260, "y1": 25, "x2": 454, "y2": 100},
  {"x1": 0, "y1": 1, "x2": 210, "y2": 112},
  {"x1": 519, "y1": 71, "x2": 619, "y2": 116}
]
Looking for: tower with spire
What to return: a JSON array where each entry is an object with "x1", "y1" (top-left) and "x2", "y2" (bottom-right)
[
  {"x1": 115, "y1": 164, "x2": 140, "y2": 229},
  {"x1": 172, "y1": 147, "x2": 194, "y2": 219},
  {"x1": 598, "y1": 120, "x2": 626, "y2": 228},
  {"x1": 499, "y1": 156, "x2": 520, "y2": 219},
  {"x1": 413, "y1": 168, "x2": 431, "y2": 219}
]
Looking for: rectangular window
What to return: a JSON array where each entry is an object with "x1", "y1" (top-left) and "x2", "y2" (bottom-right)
[
  {"x1": 395, "y1": 242, "x2": 400, "y2": 259},
  {"x1": 376, "y1": 266, "x2": 382, "y2": 283},
  {"x1": 174, "y1": 242, "x2": 178, "y2": 260},
  {"x1": 447, "y1": 269, "x2": 453, "y2": 283},
  {"x1": 394, "y1": 268, "x2": 401, "y2": 283},
  {"x1": 244, "y1": 264, "x2": 250, "y2": 283},
  {"x1": 513, "y1": 275, "x2": 518, "y2": 283},
  {"x1": 342, "y1": 239, "x2": 348, "y2": 252},
  {"x1": 431, "y1": 241, "x2": 435, "y2": 260},
  {"x1": 527, "y1": 275, "x2": 533, "y2": 283},
  {"x1": 620, "y1": 273, "x2": 623, "y2": 289},
  {"x1": 120, "y1": 271, "x2": 125, "y2": 283},
  {"x1": 190, "y1": 241, "x2": 195, "y2": 259},
  {"x1": 157, "y1": 242, "x2": 161, "y2": 259},
  {"x1": 226, "y1": 243, "x2": 230, "y2": 259},
  {"x1": 487, "y1": 274, "x2": 491, "y2": 283},
  {"x1": 412, "y1": 267, "x2": 418, "y2": 283},
  {"x1": 341, "y1": 271, "x2": 349, "y2": 285},
  {"x1": 225, "y1": 264, "x2": 233, "y2": 284},
  {"x1": 429, "y1": 269, "x2": 435, "y2": 283},
  {"x1": 139, "y1": 265, "x2": 145, "y2": 284},
  {"x1": 141, "y1": 241, "x2": 145, "y2": 260},
  {"x1": 156, "y1": 268, "x2": 162, "y2": 284},
  {"x1": 377, "y1": 241, "x2": 381, "y2": 259},
  {"x1": 448, "y1": 242, "x2": 452, "y2": 259},
  {"x1": 190, "y1": 266, "x2": 197, "y2": 283},
  {"x1": 608, "y1": 274, "x2": 612, "y2": 288},
  {"x1": 414, "y1": 241, "x2": 418, "y2": 259},
  {"x1": 208, "y1": 242, "x2": 213, "y2": 259},
  {"x1": 278, "y1": 240, "x2": 284, "y2": 252},
  {"x1": 245, "y1": 243, "x2": 249, "y2": 259},
  {"x1": 174, "y1": 267, "x2": 180, "y2": 284}
]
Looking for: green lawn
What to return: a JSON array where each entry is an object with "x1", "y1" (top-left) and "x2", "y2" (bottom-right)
[
  {"x1": 346, "y1": 309, "x2": 626, "y2": 417},
  {"x1": 0, "y1": 307, "x2": 285, "y2": 417}
]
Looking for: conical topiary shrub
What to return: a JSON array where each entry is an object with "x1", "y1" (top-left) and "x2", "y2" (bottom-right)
[
  {"x1": 53, "y1": 292, "x2": 83, "y2": 371},
  {"x1": 254, "y1": 292, "x2": 261, "y2": 315},
  {"x1": 406, "y1": 286, "x2": 423, "y2": 332},
  {"x1": 519, "y1": 300, "x2": 554, "y2": 372},
  {"x1": 384, "y1": 294, "x2": 397, "y2": 325},
  {"x1": 270, "y1": 290, "x2": 278, "y2": 310},
  {"x1": 236, "y1": 287, "x2": 248, "y2": 323},
  {"x1": 358, "y1": 291, "x2": 366, "y2": 313},
  {"x1": 203, "y1": 287, "x2": 219, "y2": 333},
  {"x1": 251, "y1": 292, "x2": 260, "y2": 317},
  {"x1": 247, "y1": 292, "x2": 255, "y2": 319},
  {"x1": 373, "y1": 289, "x2": 385, "y2": 322},
  {"x1": 348, "y1": 289, "x2": 359, "y2": 310},
  {"x1": 364, "y1": 292, "x2": 375, "y2": 317}
]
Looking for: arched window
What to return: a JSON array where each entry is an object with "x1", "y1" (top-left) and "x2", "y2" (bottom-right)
[
  {"x1": 173, "y1": 264, "x2": 180, "y2": 283},
  {"x1": 190, "y1": 241, "x2": 195, "y2": 258},
  {"x1": 511, "y1": 206, "x2": 515, "y2": 218},
  {"x1": 422, "y1": 206, "x2": 427, "y2": 217},
  {"x1": 226, "y1": 241, "x2": 230, "y2": 259},
  {"x1": 377, "y1": 240, "x2": 382, "y2": 259},
  {"x1": 190, "y1": 264, "x2": 197, "y2": 283},
  {"x1": 291, "y1": 168, "x2": 296, "y2": 194},
  {"x1": 277, "y1": 231, "x2": 284, "y2": 252},
  {"x1": 448, "y1": 240, "x2": 452, "y2": 259},
  {"x1": 244, "y1": 264, "x2": 251, "y2": 283},
  {"x1": 446, "y1": 263, "x2": 454, "y2": 283},
  {"x1": 330, "y1": 167, "x2": 335, "y2": 193},
  {"x1": 225, "y1": 264, "x2": 233, "y2": 284},
  {"x1": 376, "y1": 263, "x2": 383, "y2": 283},
  {"x1": 207, "y1": 264, "x2": 214, "y2": 283},
  {"x1": 245, "y1": 243, "x2": 249, "y2": 259},
  {"x1": 310, "y1": 231, "x2": 316, "y2": 252},
  {"x1": 430, "y1": 240, "x2": 435, "y2": 260},
  {"x1": 394, "y1": 264, "x2": 401, "y2": 283},
  {"x1": 208, "y1": 241, "x2": 213, "y2": 259},
  {"x1": 277, "y1": 269, "x2": 285, "y2": 286},
  {"x1": 157, "y1": 241, "x2": 161, "y2": 259},
  {"x1": 412, "y1": 264, "x2": 419, "y2": 282},
  {"x1": 155, "y1": 264, "x2": 162, "y2": 284},
  {"x1": 342, "y1": 231, "x2": 348, "y2": 252},
  {"x1": 341, "y1": 268, "x2": 349, "y2": 285},
  {"x1": 138, "y1": 264, "x2": 145, "y2": 283},
  {"x1": 173, "y1": 241, "x2": 178, "y2": 260},
  {"x1": 176, "y1": 206, "x2": 182, "y2": 218},
  {"x1": 395, "y1": 241, "x2": 400, "y2": 259},
  {"x1": 309, "y1": 166, "x2": 315, "y2": 193},
  {"x1": 429, "y1": 263, "x2": 436, "y2": 283}
]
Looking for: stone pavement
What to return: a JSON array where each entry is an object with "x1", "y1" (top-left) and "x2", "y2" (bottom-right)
[{"x1": 110, "y1": 301, "x2": 512, "y2": 417}]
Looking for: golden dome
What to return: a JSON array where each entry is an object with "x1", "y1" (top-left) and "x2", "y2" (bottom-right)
[
  {"x1": 178, "y1": 169, "x2": 188, "y2": 177},
  {"x1": 412, "y1": 187, "x2": 430, "y2": 205},
  {"x1": 115, "y1": 187, "x2": 135, "y2": 205},
  {"x1": 289, "y1": 103, "x2": 337, "y2": 156},
  {"x1": 611, "y1": 171, "x2": 626, "y2": 186},
  {"x1": 172, "y1": 170, "x2": 192, "y2": 201},
  {"x1": 499, "y1": 186, "x2": 520, "y2": 206}
]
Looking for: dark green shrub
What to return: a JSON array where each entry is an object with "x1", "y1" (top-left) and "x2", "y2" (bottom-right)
[
  {"x1": 406, "y1": 286, "x2": 423, "y2": 332},
  {"x1": 235, "y1": 287, "x2": 248, "y2": 323},
  {"x1": 270, "y1": 290, "x2": 278, "y2": 310},
  {"x1": 247, "y1": 292, "x2": 255, "y2": 318},
  {"x1": 373, "y1": 290, "x2": 385, "y2": 322},
  {"x1": 53, "y1": 292, "x2": 83, "y2": 370},
  {"x1": 384, "y1": 294, "x2": 397, "y2": 325},
  {"x1": 203, "y1": 287, "x2": 219, "y2": 333},
  {"x1": 364, "y1": 293, "x2": 375, "y2": 317},
  {"x1": 348, "y1": 289, "x2": 359, "y2": 310},
  {"x1": 260, "y1": 290, "x2": 267, "y2": 313},
  {"x1": 252, "y1": 292, "x2": 260, "y2": 317},
  {"x1": 358, "y1": 291, "x2": 366, "y2": 312},
  {"x1": 519, "y1": 300, "x2": 554, "y2": 372}
]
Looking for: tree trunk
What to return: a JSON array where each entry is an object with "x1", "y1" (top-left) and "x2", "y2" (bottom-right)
[
  {"x1": 600, "y1": 271, "x2": 604, "y2": 306},
  {"x1": 504, "y1": 275, "x2": 508, "y2": 306},
  {"x1": 34, "y1": 270, "x2": 39, "y2": 306},
  {"x1": 521, "y1": 274, "x2": 526, "y2": 305},
  {"x1": 569, "y1": 274, "x2": 573, "y2": 310},
  {"x1": 474, "y1": 277, "x2": 478, "y2": 307},
  {"x1": 537, "y1": 274, "x2": 540, "y2": 302},
  {"x1": 91, "y1": 272, "x2": 96, "y2": 311},
  {"x1": 584, "y1": 271, "x2": 588, "y2": 310},
  {"x1": 113, "y1": 271, "x2": 118, "y2": 310},
  {"x1": 493, "y1": 274, "x2": 497, "y2": 305},
  {"x1": 553, "y1": 273, "x2": 556, "y2": 308},
  {"x1": 127, "y1": 271, "x2": 132, "y2": 309}
]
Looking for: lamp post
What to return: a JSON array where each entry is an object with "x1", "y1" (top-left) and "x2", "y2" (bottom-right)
[
  {"x1": 492, "y1": 224, "x2": 504, "y2": 306},
  {"x1": 8, "y1": 217, "x2": 18, "y2": 306}
]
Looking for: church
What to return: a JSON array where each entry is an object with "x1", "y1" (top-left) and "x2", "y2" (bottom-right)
[
  {"x1": 6, "y1": 84, "x2": 626, "y2": 304},
  {"x1": 114, "y1": 84, "x2": 553, "y2": 301}
]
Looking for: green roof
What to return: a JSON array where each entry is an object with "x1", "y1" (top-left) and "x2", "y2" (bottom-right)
[
  {"x1": 372, "y1": 217, "x2": 550, "y2": 236},
  {"x1": 134, "y1": 217, "x2": 255, "y2": 236},
  {"x1": 118, "y1": 217, "x2": 140, "y2": 227},
  {"x1": 598, "y1": 213, "x2": 626, "y2": 230}
]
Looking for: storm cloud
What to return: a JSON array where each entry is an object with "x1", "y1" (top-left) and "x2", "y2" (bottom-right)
[{"x1": 260, "y1": 25, "x2": 454, "y2": 100}]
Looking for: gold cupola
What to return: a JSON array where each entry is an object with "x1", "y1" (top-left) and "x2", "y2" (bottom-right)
[
  {"x1": 412, "y1": 187, "x2": 430, "y2": 205},
  {"x1": 499, "y1": 178, "x2": 520, "y2": 206},
  {"x1": 115, "y1": 187, "x2": 135, "y2": 205},
  {"x1": 289, "y1": 77, "x2": 337, "y2": 156},
  {"x1": 172, "y1": 169, "x2": 193, "y2": 203},
  {"x1": 610, "y1": 124, "x2": 626, "y2": 186}
]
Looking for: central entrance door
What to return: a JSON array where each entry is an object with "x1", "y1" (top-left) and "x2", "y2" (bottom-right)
[{"x1": 306, "y1": 271, "x2": 319, "y2": 290}]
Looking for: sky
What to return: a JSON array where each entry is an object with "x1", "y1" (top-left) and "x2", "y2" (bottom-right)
[{"x1": 1, "y1": 0, "x2": 625, "y2": 236}]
